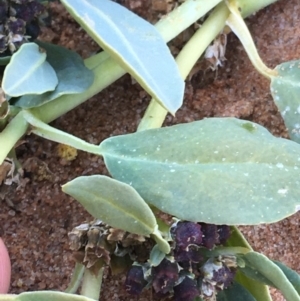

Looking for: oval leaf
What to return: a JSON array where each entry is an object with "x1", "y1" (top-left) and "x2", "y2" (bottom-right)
[
  {"x1": 272, "y1": 261, "x2": 300, "y2": 295},
  {"x1": 241, "y1": 252, "x2": 300, "y2": 301},
  {"x1": 239, "y1": 257, "x2": 300, "y2": 294},
  {"x1": 149, "y1": 245, "x2": 165, "y2": 267},
  {"x1": 13, "y1": 291, "x2": 97, "y2": 301},
  {"x1": 62, "y1": 175, "x2": 157, "y2": 236},
  {"x1": 271, "y1": 60, "x2": 300, "y2": 143},
  {"x1": 12, "y1": 41, "x2": 94, "y2": 108},
  {"x1": 2, "y1": 43, "x2": 58, "y2": 97},
  {"x1": 100, "y1": 118, "x2": 300, "y2": 225},
  {"x1": 238, "y1": 260, "x2": 275, "y2": 287},
  {"x1": 60, "y1": 0, "x2": 184, "y2": 114},
  {"x1": 217, "y1": 281, "x2": 256, "y2": 301}
]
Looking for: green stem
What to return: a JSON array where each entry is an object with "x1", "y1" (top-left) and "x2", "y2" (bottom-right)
[
  {"x1": 65, "y1": 263, "x2": 85, "y2": 294},
  {"x1": 7, "y1": 148, "x2": 22, "y2": 172},
  {"x1": 80, "y1": 267, "x2": 104, "y2": 300},
  {"x1": 22, "y1": 111, "x2": 103, "y2": 156},
  {"x1": 155, "y1": 0, "x2": 222, "y2": 42},
  {"x1": 0, "y1": 112, "x2": 28, "y2": 164},
  {"x1": 175, "y1": 2, "x2": 229, "y2": 80},
  {"x1": 237, "y1": 0, "x2": 280, "y2": 18},
  {"x1": 138, "y1": 2, "x2": 230, "y2": 131},
  {"x1": 226, "y1": 0, "x2": 278, "y2": 79}
]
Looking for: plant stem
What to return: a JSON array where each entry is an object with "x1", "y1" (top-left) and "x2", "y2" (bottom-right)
[
  {"x1": 0, "y1": 112, "x2": 28, "y2": 164},
  {"x1": 65, "y1": 263, "x2": 85, "y2": 294},
  {"x1": 80, "y1": 266, "x2": 104, "y2": 300},
  {"x1": 155, "y1": 0, "x2": 222, "y2": 42},
  {"x1": 226, "y1": 0, "x2": 278, "y2": 79},
  {"x1": 138, "y1": 2, "x2": 230, "y2": 131},
  {"x1": 237, "y1": 0, "x2": 280, "y2": 18},
  {"x1": 22, "y1": 111, "x2": 103, "y2": 156}
]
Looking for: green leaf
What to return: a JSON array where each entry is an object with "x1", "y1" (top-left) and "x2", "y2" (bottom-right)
[
  {"x1": 22, "y1": 110, "x2": 102, "y2": 156},
  {"x1": 60, "y1": 0, "x2": 184, "y2": 114},
  {"x1": 7, "y1": 291, "x2": 97, "y2": 301},
  {"x1": 149, "y1": 245, "x2": 165, "y2": 267},
  {"x1": 217, "y1": 281, "x2": 256, "y2": 301},
  {"x1": 234, "y1": 270, "x2": 272, "y2": 301},
  {"x1": 271, "y1": 60, "x2": 300, "y2": 143},
  {"x1": 239, "y1": 258, "x2": 300, "y2": 295},
  {"x1": 12, "y1": 41, "x2": 94, "y2": 108},
  {"x1": 238, "y1": 258, "x2": 275, "y2": 287},
  {"x1": 2, "y1": 43, "x2": 58, "y2": 97},
  {"x1": 273, "y1": 260, "x2": 300, "y2": 295},
  {"x1": 242, "y1": 252, "x2": 300, "y2": 301},
  {"x1": 225, "y1": 229, "x2": 272, "y2": 301},
  {"x1": 151, "y1": 228, "x2": 170, "y2": 254},
  {"x1": 100, "y1": 118, "x2": 300, "y2": 225},
  {"x1": 0, "y1": 55, "x2": 11, "y2": 66},
  {"x1": 62, "y1": 175, "x2": 157, "y2": 236}
]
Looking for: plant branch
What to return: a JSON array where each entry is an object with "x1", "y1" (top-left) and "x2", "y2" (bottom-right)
[
  {"x1": 0, "y1": 112, "x2": 28, "y2": 164},
  {"x1": 80, "y1": 266, "x2": 104, "y2": 300},
  {"x1": 155, "y1": 0, "x2": 222, "y2": 41},
  {"x1": 237, "y1": 0, "x2": 280, "y2": 18},
  {"x1": 22, "y1": 111, "x2": 103, "y2": 156},
  {"x1": 226, "y1": 0, "x2": 278, "y2": 79},
  {"x1": 65, "y1": 263, "x2": 85, "y2": 294}
]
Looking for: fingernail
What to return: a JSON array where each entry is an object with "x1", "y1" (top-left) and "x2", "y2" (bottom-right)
[{"x1": 0, "y1": 237, "x2": 11, "y2": 293}]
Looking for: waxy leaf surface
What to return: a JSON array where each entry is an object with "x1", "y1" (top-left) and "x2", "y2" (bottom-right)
[
  {"x1": 241, "y1": 252, "x2": 300, "y2": 301},
  {"x1": 2, "y1": 43, "x2": 57, "y2": 97},
  {"x1": 13, "y1": 41, "x2": 94, "y2": 108},
  {"x1": 271, "y1": 60, "x2": 300, "y2": 143},
  {"x1": 7, "y1": 291, "x2": 97, "y2": 301},
  {"x1": 272, "y1": 260, "x2": 300, "y2": 294},
  {"x1": 62, "y1": 175, "x2": 157, "y2": 236},
  {"x1": 239, "y1": 258, "x2": 300, "y2": 294},
  {"x1": 100, "y1": 118, "x2": 300, "y2": 225},
  {"x1": 60, "y1": 0, "x2": 184, "y2": 114}
]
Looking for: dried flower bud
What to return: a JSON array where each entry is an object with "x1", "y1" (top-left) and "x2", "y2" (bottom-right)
[
  {"x1": 151, "y1": 258, "x2": 179, "y2": 294},
  {"x1": 174, "y1": 276, "x2": 199, "y2": 301},
  {"x1": 171, "y1": 221, "x2": 202, "y2": 249},
  {"x1": 25, "y1": 20, "x2": 40, "y2": 40},
  {"x1": 125, "y1": 265, "x2": 147, "y2": 295},
  {"x1": 199, "y1": 223, "x2": 218, "y2": 249},
  {"x1": 6, "y1": 17, "x2": 26, "y2": 35},
  {"x1": 200, "y1": 256, "x2": 236, "y2": 298},
  {"x1": 0, "y1": 0, "x2": 49, "y2": 54},
  {"x1": 0, "y1": 35, "x2": 7, "y2": 53},
  {"x1": 174, "y1": 244, "x2": 203, "y2": 264},
  {"x1": 212, "y1": 264, "x2": 235, "y2": 289},
  {"x1": 217, "y1": 225, "x2": 231, "y2": 245}
]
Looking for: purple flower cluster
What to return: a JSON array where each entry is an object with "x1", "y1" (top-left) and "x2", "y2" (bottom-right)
[
  {"x1": 0, "y1": 0, "x2": 49, "y2": 54},
  {"x1": 125, "y1": 220, "x2": 236, "y2": 300}
]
